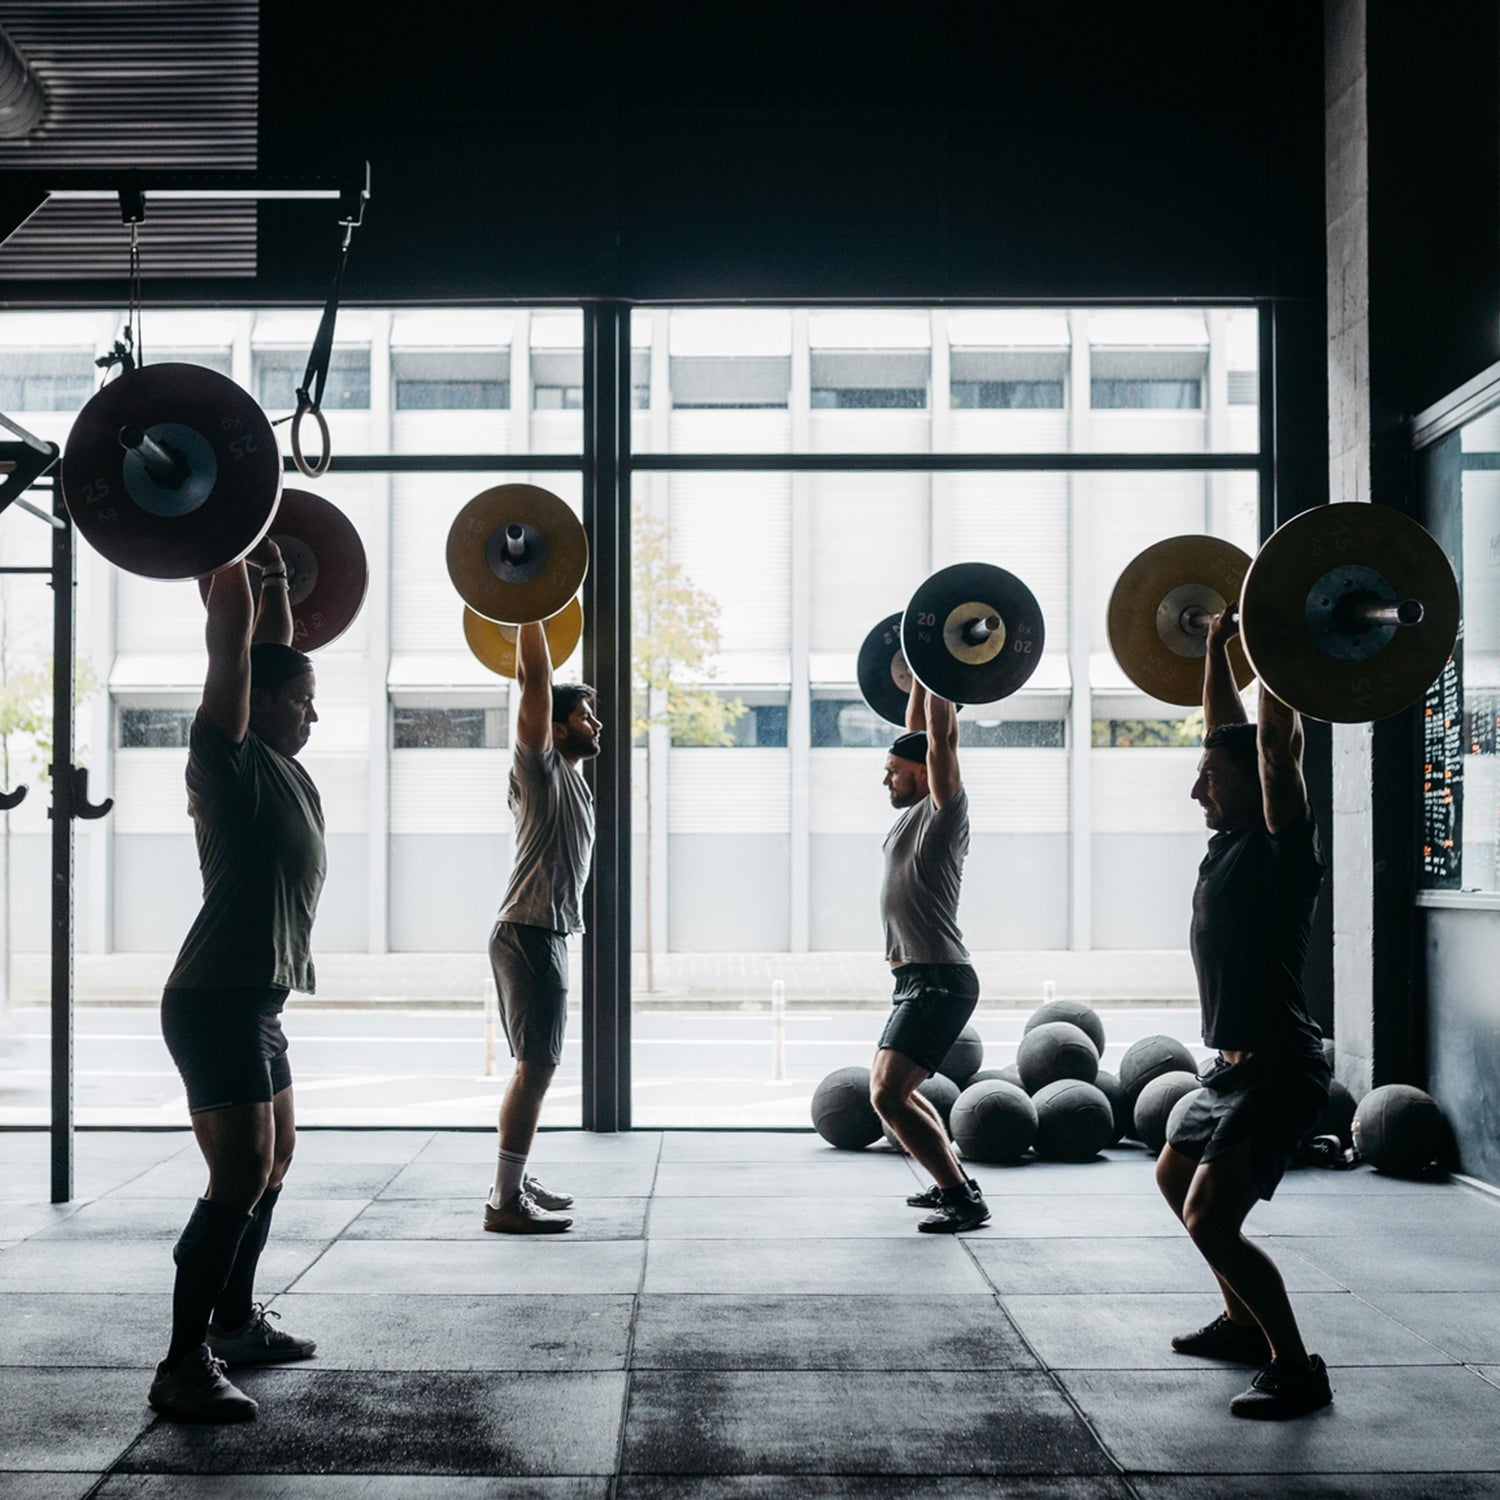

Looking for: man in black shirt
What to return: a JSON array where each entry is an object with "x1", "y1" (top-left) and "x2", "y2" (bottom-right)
[{"x1": 1155, "y1": 609, "x2": 1334, "y2": 1420}]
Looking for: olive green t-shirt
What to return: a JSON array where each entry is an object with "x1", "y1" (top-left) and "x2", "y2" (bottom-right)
[{"x1": 165, "y1": 710, "x2": 327, "y2": 993}]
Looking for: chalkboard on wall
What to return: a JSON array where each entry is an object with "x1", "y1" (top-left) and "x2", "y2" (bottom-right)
[{"x1": 1422, "y1": 640, "x2": 1463, "y2": 886}]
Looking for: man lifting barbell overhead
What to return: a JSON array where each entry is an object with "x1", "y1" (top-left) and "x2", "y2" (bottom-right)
[
  {"x1": 482, "y1": 618, "x2": 599, "y2": 1234},
  {"x1": 1154, "y1": 608, "x2": 1335, "y2": 1420},
  {"x1": 149, "y1": 540, "x2": 325, "y2": 1425}
]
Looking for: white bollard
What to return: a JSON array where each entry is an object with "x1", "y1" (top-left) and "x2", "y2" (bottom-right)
[
  {"x1": 1043, "y1": 978, "x2": 1056, "y2": 1002},
  {"x1": 772, "y1": 978, "x2": 786, "y2": 1081},
  {"x1": 483, "y1": 1005, "x2": 495, "y2": 1077}
]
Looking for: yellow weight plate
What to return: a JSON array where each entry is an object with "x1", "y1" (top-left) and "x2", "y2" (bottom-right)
[
  {"x1": 446, "y1": 483, "x2": 588, "y2": 624},
  {"x1": 1240, "y1": 504, "x2": 1459, "y2": 723},
  {"x1": 1107, "y1": 535, "x2": 1255, "y2": 706},
  {"x1": 464, "y1": 595, "x2": 584, "y2": 678}
]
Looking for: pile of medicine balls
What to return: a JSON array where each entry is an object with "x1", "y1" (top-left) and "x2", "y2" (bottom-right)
[{"x1": 811, "y1": 1002, "x2": 1454, "y2": 1177}]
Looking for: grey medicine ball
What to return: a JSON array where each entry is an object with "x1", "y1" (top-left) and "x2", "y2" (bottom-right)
[
  {"x1": 811, "y1": 1066, "x2": 882, "y2": 1150},
  {"x1": 936, "y1": 1024, "x2": 985, "y2": 1088},
  {"x1": 1118, "y1": 1035, "x2": 1199, "y2": 1114},
  {"x1": 1016, "y1": 1021, "x2": 1100, "y2": 1094},
  {"x1": 881, "y1": 1072, "x2": 961, "y2": 1152},
  {"x1": 951, "y1": 1079, "x2": 1038, "y2": 1165},
  {"x1": 1024, "y1": 999, "x2": 1106, "y2": 1056},
  {"x1": 1133, "y1": 1070, "x2": 1204, "y2": 1154},
  {"x1": 1352, "y1": 1084, "x2": 1450, "y2": 1178},
  {"x1": 1032, "y1": 1079, "x2": 1115, "y2": 1162},
  {"x1": 965, "y1": 1067, "x2": 1016, "y2": 1088},
  {"x1": 1164, "y1": 1084, "x2": 1208, "y2": 1149},
  {"x1": 1093, "y1": 1068, "x2": 1129, "y2": 1146}
]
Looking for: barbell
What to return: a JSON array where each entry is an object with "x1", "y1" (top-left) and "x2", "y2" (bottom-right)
[
  {"x1": 464, "y1": 596, "x2": 584, "y2": 680},
  {"x1": 445, "y1": 484, "x2": 589, "y2": 626},
  {"x1": 1107, "y1": 506, "x2": 1460, "y2": 723}
]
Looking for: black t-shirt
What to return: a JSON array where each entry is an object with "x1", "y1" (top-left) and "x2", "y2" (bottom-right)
[{"x1": 1189, "y1": 815, "x2": 1325, "y2": 1061}]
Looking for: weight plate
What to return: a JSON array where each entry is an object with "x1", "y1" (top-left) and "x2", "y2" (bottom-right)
[
  {"x1": 1107, "y1": 535, "x2": 1255, "y2": 706},
  {"x1": 1240, "y1": 504, "x2": 1459, "y2": 723},
  {"x1": 900, "y1": 561, "x2": 1045, "y2": 704},
  {"x1": 197, "y1": 489, "x2": 369, "y2": 651},
  {"x1": 62, "y1": 363, "x2": 282, "y2": 580},
  {"x1": 446, "y1": 484, "x2": 588, "y2": 624},
  {"x1": 856, "y1": 612, "x2": 914, "y2": 726},
  {"x1": 464, "y1": 595, "x2": 584, "y2": 678}
]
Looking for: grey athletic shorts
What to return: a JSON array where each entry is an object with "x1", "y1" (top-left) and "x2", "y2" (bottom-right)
[
  {"x1": 161, "y1": 986, "x2": 293, "y2": 1115},
  {"x1": 488, "y1": 920, "x2": 569, "y2": 1066},
  {"x1": 877, "y1": 962, "x2": 981, "y2": 1073}
]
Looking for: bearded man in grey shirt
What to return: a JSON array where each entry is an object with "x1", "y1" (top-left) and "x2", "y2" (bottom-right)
[
  {"x1": 870, "y1": 681, "x2": 990, "y2": 1234},
  {"x1": 483, "y1": 618, "x2": 600, "y2": 1233}
]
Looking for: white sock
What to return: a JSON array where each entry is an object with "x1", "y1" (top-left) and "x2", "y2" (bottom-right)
[{"x1": 489, "y1": 1148, "x2": 528, "y2": 1209}]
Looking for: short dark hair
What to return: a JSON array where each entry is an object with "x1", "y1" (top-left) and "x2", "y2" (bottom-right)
[
  {"x1": 889, "y1": 730, "x2": 928, "y2": 764},
  {"x1": 552, "y1": 682, "x2": 596, "y2": 724},
  {"x1": 250, "y1": 643, "x2": 314, "y2": 699},
  {"x1": 1202, "y1": 721, "x2": 1258, "y2": 775}
]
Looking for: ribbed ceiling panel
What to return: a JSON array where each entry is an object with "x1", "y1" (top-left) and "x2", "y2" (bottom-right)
[{"x1": 0, "y1": 0, "x2": 258, "y2": 278}]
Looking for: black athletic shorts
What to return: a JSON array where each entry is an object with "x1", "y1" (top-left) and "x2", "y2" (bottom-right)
[
  {"x1": 1166, "y1": 1051, "x2": 1331, "y2": 1201},
  {"x1": 489, "y1": 920, "x2": 569, "y2": 1066},
  {"x1": 877, "y1": 962, "x2": 981, "y2": 1073},
  {"x1": 160, "y1": 986, "x2": 293, "y2": 1115}
]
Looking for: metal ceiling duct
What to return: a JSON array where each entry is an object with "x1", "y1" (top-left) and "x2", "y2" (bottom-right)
[{"x1": 0, "y1": 21, "x2": 47, "y2": 137}]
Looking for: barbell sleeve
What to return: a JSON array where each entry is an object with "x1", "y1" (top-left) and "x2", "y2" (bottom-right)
[
  {"x1": 961, "y1": 613, "x2": 1002, "y2": 645},
  {"x1": 118, "y1": 424, "x2": 189, "y2": 488}
]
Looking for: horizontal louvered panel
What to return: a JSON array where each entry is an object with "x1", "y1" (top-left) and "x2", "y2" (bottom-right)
[
  {"x1": 390, "y1": 748, "x2": 511, "y2": 834},
  {"x1": 1088, "y1": 412, "x2": 1208, "y2": 454},
  {"x1": 113, "y1": 572, "x2": 203, "y2": 654},
  {"x1": 294, "y1": 752, "x2": 369, "y2": 834},
  {"x1": 111, "y1": 750, "x2": 190, "y2": 833},
  {"x1": 667, "y1": 748, "x2": 789, "y2": 832},
  {"x1": 1091, "y1": 748, "x2": 1205, "y2": 833},
  {"x1": 390, "y1": 476, "x2": 492, "y2": 654},
  {"x1": 0, "y1": 202, "x2": 256, "y2": 277},
  {"x1": 808, "y1": 410, "x2": 930, "y2": 454},
  {"x1": 947, "y1": 410, "x2": 1070, "y2": 451},
  {"x1": 668, "y1": 410, "x2": 793, "y2": 453}
]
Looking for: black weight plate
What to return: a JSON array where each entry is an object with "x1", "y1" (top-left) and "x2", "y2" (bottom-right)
[
  {"x1": 856, "y1": 612, "x2": 913, "y2": 726},
  {"x1": 900, "y1": 561, "x2": 1045, "y2": 704}
]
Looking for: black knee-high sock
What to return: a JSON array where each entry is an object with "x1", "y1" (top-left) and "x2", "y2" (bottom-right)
[
  {"x1": 212, "y1": 1184, "x2": 282, "y2": 1332},
  {"x1": 166, "y1": 1197, "x2": 251, "y2": 1368}
]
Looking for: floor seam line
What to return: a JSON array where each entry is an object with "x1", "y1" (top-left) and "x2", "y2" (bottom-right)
[{"x1": 607, "y1": 1129, "x2": 662, "y2": 1495}]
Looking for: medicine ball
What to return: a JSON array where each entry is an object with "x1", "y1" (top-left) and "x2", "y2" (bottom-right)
[
  {"x1": 951, "y1": 1079, "x2": 1038, "y2": 1165},
  {"x1": 1016, "y1": 1021, "x2": 1099, "y2": 1093},
  {"x1": 1032, "y1": 1079, "x2": 1115, "y2": 1162},
  {"x1": 1315, "y1": 1077, "x2": 1356, "y2": 1148},
  {"x1": 1164, "y1": 1083, "x2": 1207, "y2": 1150},
  {"x1": 937, "y1": 1024, "x2": 985, "y2": 1088},
  {"x1": 881, "y1": 1072, "x2": 961, "y2": 1151},
  {"x1": 1025, "y1": 999, "x2": 1106, "y2": 1056},
  {"x1": 1119, "y1": 1035, "x2": 1198, "y2": 1115},
  {"x1": 1133, "y1": 1070, "x2": 1203, "y2": 1154},
  {"x1": 1352, "y1": 1084, "x2": 1450, "y2": 1178},
  {"x1": 966, "y1": 1068, "x2": 1013, "y2": 1087},
  {"x1": 1093, "y1": 1068, "x2": 1129, "y2": 1146},
  {"x1": 810, "y1": 1066, "x2": 882, "y2": 1150}
]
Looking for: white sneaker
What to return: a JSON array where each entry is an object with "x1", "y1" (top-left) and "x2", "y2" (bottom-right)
[
  {"x1": 523, "y1": 1174, "x2": 574, "y2": 1211},
  {"x1": 484, "y1": 1190, "x2": 572, "y2": 1234}
]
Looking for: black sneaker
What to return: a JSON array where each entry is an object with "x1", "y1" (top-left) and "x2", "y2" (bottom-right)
[
  {"x1": 916, "y1": 1181, "x2": 990, "y2": 1234},
  {"x1": 1171, "y1": 1312, "x2": 1272, "y2": 1364},
  {"x1": 148, "y1": 1344, "x2": 257, "y2": 1423},
  {"x1": 1229, "y1": 1354, "x2": 1334, "y2": 1419},
  {"x1": 906, "y1": 1176, "x2": 979, "y2": 1209}
]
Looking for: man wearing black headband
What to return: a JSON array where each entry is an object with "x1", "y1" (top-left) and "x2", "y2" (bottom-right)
[
  {"x1": 870, "y1": 681, "x2": 989, "y2": 1233},
  {"x1": 148, "y1": 540, "x2": 325, "y2": 1424}
]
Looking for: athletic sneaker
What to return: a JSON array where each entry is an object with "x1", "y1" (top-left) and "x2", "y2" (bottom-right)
[
  {"x1": 524, "y1": 1174, "x2": 574, "y2": 1211},
  {"x1": 1229, "y1": 1354, "x2": 1334, "y2": 1419},
  {"x1": 1171, "y1": 1311, "x2": 1272, "y2": 1364},
  {"x1": 916, "y1": 1180, "x2": 990, "y2": 1234},
  {"x1": 906, "y1": 1176, "x2": 979, "y2": 1209},
  {"x1": 484, "y1": 1190, "x2": 573, "y2": 1234},
  {"x1": 207, "y1": 1302, "x2": 317, "y2": 1367},
  {"x1": 148, "y1": 1344, "x2": 257, "y2": 1423}
]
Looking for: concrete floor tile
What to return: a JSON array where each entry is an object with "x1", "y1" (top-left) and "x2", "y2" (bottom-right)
[
  {"x1": 0, "y1": 1203, "x2": 83, "y2": 1240},
  {"x1": 291, "y1": 1239, "x2": 646, "y2": 1295},
  {"x1": 631, "y1": 1292, "x2": 1039, "y2": 1370},
  {"x1": 417, "y1": 1131, "x2": 664, "y2": 1165},
  {"x1": 618, "y1": 1480, "x2": 1134, "y2": 1499},
  {"x1": 1274, "y1": 1168, "x2": 1478, "y2": 1197},
  {"x1": 647, "y1": 1195, "x2": 924, "y2": 1239},
  {"x1": 620, "y1": 1369, "x2": 1113, "y2": 1475},
  {"x1": 1276, "y1": 1231, "x2": 1500, "y2": 1292},
  {"x1": 964, "y1": 1157, "x2": 1165, "y2": 1197},
  {"x1": 967, "y1": 1235, "x2": 1345, "y2": 1296},
  {"x1": 345, "y1": 1196, "x2": 648, "y2": 1242},
  {"x1": 381, "y1": 1162, "x2": 658, "y2": 1199},
  {"x1": 0, "y1": 1132, "x2": 192, "y2": 1166},
  {"x1": 0, "y1": 1238, "x2": 331, "y2": 1294},
  {"x1": 650, "y1": 1160, "x2": 921, "y2": 1199},
  {"x1": 1134, "y1": 1477, "x2": 1500, "y2": 1499},
  {"x1": 1255, "y1": 1188, "x2": 1500, "y2": 1237},
  {"x1": 1358, "y1": 1293, "x2": 1500, "y2": 1364},
  {"x1": 118, "y1": 1369, "x2": 626, "y2": 1476},
  {"x1": 1059, "y1": 1365, "x2": 1500, "y2": 1473},
  {"x1": 31, "y1": 1195, "x2": 369, "y2": 1242},
  {"x1": 0, "y1": 1293, "x2": 171, "y2": 1368},
  {"x1": 1002, "y1": 1290, "x2": 1456, "y2": 1369},
  {"x1": 266, "y1": 1292, "x2": 635, "y2": 1370},
  {"x1": 642, "y1": 1238, "x2": 992, "y2": 1296},
  {"x1": 105, "y1": 1159, "x2": 402, "y2": 1201},
  {"x1": 656, "y1": 1133, "x2": 884, "y2": 1163},
  {"x1": 98, "y1": 1480, "x2": 608, "y2": 1499},
  {"x1": 276, "y1": 1130, "x2": 436, "y2": 1164},
  {"x1": 0, "y1": 1369, "x2": 154, "y2": 1470},
  {"x1": 0, "y1": 1476, "x2": 104, "y2": 1500}
]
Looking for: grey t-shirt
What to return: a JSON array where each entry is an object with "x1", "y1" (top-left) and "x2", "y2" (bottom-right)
[
  {"x1": 496, "y1": 739, "x2": 596, "y2": 935},
  {"x1": 165, "y1": 711, "x2": 326, "y2": 993},
  {"x1": 880, "y1": 786, "x2": 970, "y2": 965}
]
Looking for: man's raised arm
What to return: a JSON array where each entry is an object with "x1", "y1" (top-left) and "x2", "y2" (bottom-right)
[
  {"x1": 1258, "y1": 688, "x2": 1308, "y2": 835},
  {"x1": 1204, "y1": 610, "x2": 1249, "y2": 733},
  {"x1": 514, "y1": 619, "x2": 555, "y2": 753},
  {"x1": 925, "y1": 691, "x2": 961, "y2": 809},
  {"x1": 201, "y1": 564, "x2": 255, "y2": 744}
]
